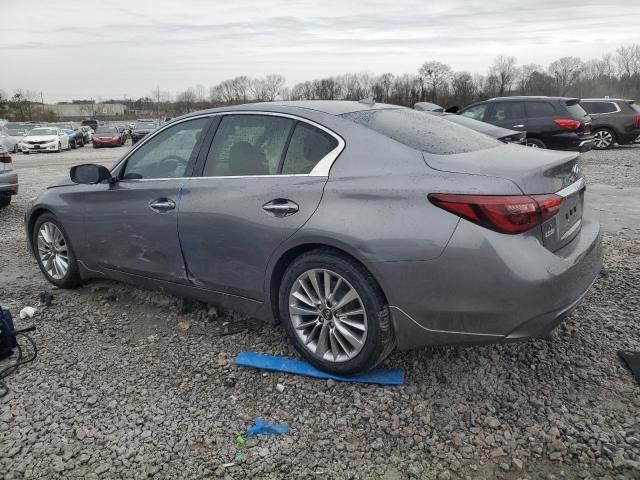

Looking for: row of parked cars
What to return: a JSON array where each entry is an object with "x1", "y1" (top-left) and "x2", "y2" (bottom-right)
[
  {"x1": 415, "y1": 96, "x2": 640, "y2": 152},
  {"x1": 0, "y1": 118, "x2": 164, "y2": 155}
]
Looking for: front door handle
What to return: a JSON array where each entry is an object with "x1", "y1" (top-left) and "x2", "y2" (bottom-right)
[
  {"x1": 149, "y1": 198, "x2": 176, "y2": 212},
  {"x1": 512, "y1": 124, "x2": 525, "y2": 128},
  {"x1": 262, "y1": 199, "x2": 299, "y2": 216}
]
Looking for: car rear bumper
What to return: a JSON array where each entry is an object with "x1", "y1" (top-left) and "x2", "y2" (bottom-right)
[
  {"x1": 545, "y1": 133, "x2": 594, "y2": 152},
  {"x1": 0, "y1": 171, "x2": 19, "y2": 196},
  {"x1": 92, "y1": 139, "x2": 120, "y2": 146},
  {"x1": 374, "y1": 213, "x2": 602, "y2": 350}
]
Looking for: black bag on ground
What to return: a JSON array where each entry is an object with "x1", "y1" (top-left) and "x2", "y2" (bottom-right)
[{"x1": 0, "y1": 307, "x2": 17, "y2": 360}]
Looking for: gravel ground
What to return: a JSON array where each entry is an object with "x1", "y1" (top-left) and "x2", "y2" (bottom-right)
[{"x1": 1, "y1": 143, "x2": 639, "y2": 480}]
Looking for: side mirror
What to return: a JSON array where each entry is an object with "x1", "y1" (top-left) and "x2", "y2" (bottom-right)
[{"x1": 70, "y1": 164, "x2": 113, "y2": 184}]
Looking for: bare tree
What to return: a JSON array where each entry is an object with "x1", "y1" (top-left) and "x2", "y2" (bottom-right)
[
  {"x1": 548, "y1": 57, "x2": 584, "y2": 95},
  {"x1": 518, "y1": 64, "x2": 542, "y2": 95},
  {"x1": 450, "y1": 72, "x2": 477, "y2": 107},
  {"x1": 489, "y1": 55, "x2": 517, "y2": 96},
  {"x1": 418, "y1": 61, "x2": 451, "y2": 102}
]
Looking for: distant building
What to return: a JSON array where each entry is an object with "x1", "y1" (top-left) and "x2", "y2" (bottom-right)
[{"x1": 47, "y1": 103, "x2": 127, "y2": 119}]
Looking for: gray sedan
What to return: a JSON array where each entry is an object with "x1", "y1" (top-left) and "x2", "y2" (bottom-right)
[{"x1": 24, "y1": 101, "x2": 602, "y2": 375}]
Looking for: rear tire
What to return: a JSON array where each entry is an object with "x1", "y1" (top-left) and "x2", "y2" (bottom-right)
[
  {"x1": 593, "y1": 128, "x2": 616, "y2": 150},
  {"x1": 32, "y1": 213, "x2": 82, "y2": 289},
  {"x1": 56, "y1": 142, "x2": 61, "y2": 153},
  {"x1": 526, "y1": 138, "x2": 546, "y2": 149},
  {"x1": 13, "y1": 144, "x2": 18, "y2": 153},
  {"x1": 0, "y1": 196, "x2": 11, "y2": 208},
  {"x1": 279, "y1": 248, "x2": 394, "y2": 375}
]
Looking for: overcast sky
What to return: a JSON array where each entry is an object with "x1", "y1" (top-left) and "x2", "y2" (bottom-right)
[{"x1": 1, "y1": 0, "x2": 639, "y2": 103}]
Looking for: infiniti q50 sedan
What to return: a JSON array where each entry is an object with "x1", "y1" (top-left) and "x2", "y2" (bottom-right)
[{"x1": 25, "y1": 101, "x2": 602, "y2": 375}]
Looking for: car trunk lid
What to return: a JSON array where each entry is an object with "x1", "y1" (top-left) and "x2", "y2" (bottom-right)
[{"x1": 423, "y1": 144, "x2": 585, "y2": 250}]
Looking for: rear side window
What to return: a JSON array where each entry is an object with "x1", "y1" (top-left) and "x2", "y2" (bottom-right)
[
  {"x1": 342, "y1": 108, "x2": 500, "y2": 154},
  {"x1": 203, "y1": 115, "x2": 294, "y2": 177},
  {"x1": 525, "y1": 102, "x2": 556, "y2": 118},
  {"x1": 281, "y1": 123, "x2": 338, "y2": 174},
  {"x1": 582, "y1": 102, "x2": 618, "y2": 114},
  {"x1": 486, "y1": 102, "x2": 525, "y2": 122}
]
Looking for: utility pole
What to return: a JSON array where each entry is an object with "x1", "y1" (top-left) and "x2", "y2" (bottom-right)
[{"x1": 40, "y1": 92, "x2": 45, "y2": 116}]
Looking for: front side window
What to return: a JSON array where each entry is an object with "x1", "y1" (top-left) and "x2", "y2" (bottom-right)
[
  {"x1": 203, "y1": 115, "x2": 294, "y2": 177},
  {"x1": 281, "y1": 123, "x2": 338, "y2": 174},
  {"x1": 460, "y1": 104, "x2": 488, "y2": 120},
  {"x1": 121, "y1": 117, "x2": 208, "y2": 180}
]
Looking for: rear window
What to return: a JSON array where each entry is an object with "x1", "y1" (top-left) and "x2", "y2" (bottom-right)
[
  {"x1": 96, "y1": 126, "x2": 118, "y2": 133},
  {"x1": 341, "y1": 108, "x2": 499, "y2": 154},
  {"x1": 565, "y1": 103, "x2": 588, "y2": 119}
]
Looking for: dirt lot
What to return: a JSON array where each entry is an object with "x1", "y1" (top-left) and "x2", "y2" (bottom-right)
[{"x1": 1, "y1": 143, "x2": 639, "y2": 480}]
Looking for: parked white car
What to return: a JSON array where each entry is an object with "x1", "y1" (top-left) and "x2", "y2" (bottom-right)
[
  {"x1": 20, "y1": 127, "x2": 70, "y2": 154},
  {"x1": 0, "y1": 130, "x2": 19, "y2": 153}
]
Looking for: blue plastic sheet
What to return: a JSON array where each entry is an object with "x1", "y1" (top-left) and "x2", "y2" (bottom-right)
[
  {"x1": 246, "y1": 417, "x2": 289, "y2": 437},
  {"x1": 235, "y1": 352, "x2": 404, "y2": 385}
]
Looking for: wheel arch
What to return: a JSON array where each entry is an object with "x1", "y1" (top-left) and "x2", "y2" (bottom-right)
[
  {"x1": 27, "y1": 207, "x2": 55, "y2": 255},
  {"x1": 266, "y1": 240, "x2": 390, "y2": 325}
]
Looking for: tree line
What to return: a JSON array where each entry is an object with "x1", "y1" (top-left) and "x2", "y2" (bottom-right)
[{"x1": 2, "y1": 44, "x2": 640, "y2": 121}]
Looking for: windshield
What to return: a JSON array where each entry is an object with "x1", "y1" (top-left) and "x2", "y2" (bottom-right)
[
  {"x1": 134, "y1": 122, "x2": 155, "y2": 129},
  {"x1": 95, "y1": 126, "x2": 118, "y2": 133},
  {"x1": 28, "y1": 128, "x2": 57, "y2": 136},
  {"x1": 342, "y1": 108, "x2": 500, "y2": 154}
]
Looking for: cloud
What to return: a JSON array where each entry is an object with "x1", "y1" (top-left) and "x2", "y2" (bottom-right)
[{"x1": 0, "y1": 0, "x2": 638, "y2": 101}]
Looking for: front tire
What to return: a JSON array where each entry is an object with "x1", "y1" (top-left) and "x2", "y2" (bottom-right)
[
  {"x1": 32, "y1": 214, "x2": 82, "y2": 288},
  {"x1": 56, "y1": 142, "x2": 62, "y2": 153},
  {"x1": 279, "y1": 249, "x2": 394, "y2": 375},
  {"x1": 593, "y1": 128, "x2": 616, "y2": 150}
]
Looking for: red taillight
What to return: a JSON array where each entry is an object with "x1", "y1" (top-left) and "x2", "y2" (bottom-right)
[
  {"x1": 0, "y1": 152, "x2": 12, "y2": 163},
  {"x1": 633, "y1": 114, "x2": 640, "y2": 129},
  {"x1": 428, "y1": 193, "x2": 563, "y2": 235},
  {"x1": 553, "y1": 118, "x2": 581, "y2": 131},
  {"x1": 583, "y1": 123, "x2": 592, "y2": 135}
]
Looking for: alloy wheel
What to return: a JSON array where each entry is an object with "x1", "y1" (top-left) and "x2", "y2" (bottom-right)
[
  {"x1": 289, "y1": 268, "x2": 368, "y2": 362},
  {"x1": 37, "y1": 222, "x2": 69, "y2": 280},
  {"x1": 594, "y1": 130, "x2": 613, "y2": 149},
  {"x1": 526, "y1": 142, "x2": 540, "y2": 148}
]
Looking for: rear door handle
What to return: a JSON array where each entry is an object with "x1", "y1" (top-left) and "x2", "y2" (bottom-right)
[
  {"x1": 149, "y1": 198, "x2": 176, "y2": 212},
  {"x1": 262, "y1": 199, "x2": 299, "y2": 216}
]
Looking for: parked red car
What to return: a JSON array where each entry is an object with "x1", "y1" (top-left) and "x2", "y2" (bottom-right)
[{"x1": 92, "y1": 126, "x2": 125, "y2": 148}]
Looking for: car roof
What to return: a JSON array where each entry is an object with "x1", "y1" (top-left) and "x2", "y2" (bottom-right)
[
  {"x1": 483, "y1": 96, "x2": 579, "y2": 103},
  {"x1": 581, "y1": 98, "x2": 635, "y2": 103},
  {"x1": 186, "y1": 100, "x2": 404, "y2": 118}
]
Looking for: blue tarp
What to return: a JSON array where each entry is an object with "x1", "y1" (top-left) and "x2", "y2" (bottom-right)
[{"x1": 235, "y1": 352, "x2": 404, "y2": 385}]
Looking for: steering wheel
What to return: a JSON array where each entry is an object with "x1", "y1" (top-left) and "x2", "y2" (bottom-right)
[{"x1": 155, "y1": 155, "x2": 188, "y2": 177}]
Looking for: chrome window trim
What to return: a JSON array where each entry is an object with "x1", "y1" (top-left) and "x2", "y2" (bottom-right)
[
  {"x1": 110, "y1": 113, "x2": 214, "y2": 174},
  {"x1": 111, "y1": 110, "x2": 345, "y2": 180},
  {"x1": 580, "y1": 101, "x2": 621, "y2": 115},
  {"x1": 556, "y1": 177, "x2": 586, "y2": 198}
]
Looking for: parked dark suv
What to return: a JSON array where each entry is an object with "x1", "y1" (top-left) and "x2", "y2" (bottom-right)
[
  {"x1": 579, "y1": 99, "x2": 640, "y2": 150},
  {"x1": 459, "y1": 96, "x2": 594, "y2": 152}
]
